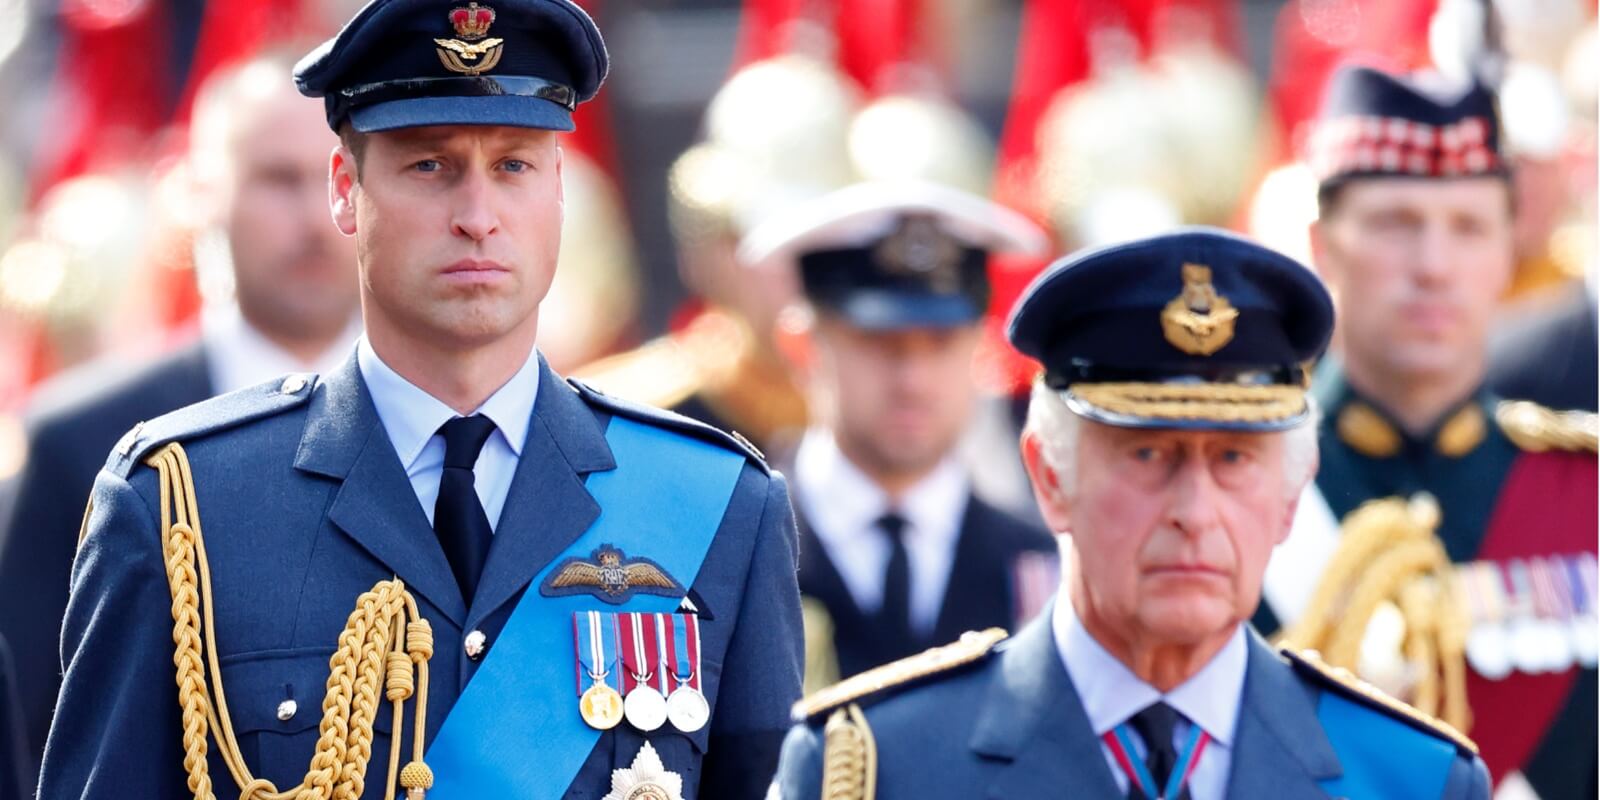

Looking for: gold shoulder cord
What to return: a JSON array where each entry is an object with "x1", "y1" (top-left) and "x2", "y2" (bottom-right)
[
  {"x1": 1279, "y1": 495, "x2": 1470, "y2": 733},
  {"x1": 147, "y1": 443, "x2": 436, "y2": 800},
  {"x1": 820, "y1": 704, "x2": 875, "y2": 800}
]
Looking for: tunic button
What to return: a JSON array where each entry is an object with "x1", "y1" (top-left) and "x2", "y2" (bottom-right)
[
  {"x1": 465, "y1": 630, "x2": 488, "y2": 661},
  {"x1": 277, "y1": 699, "x2": 298, "y2": 721},
  {"x1": 280, "y1": 374, "x2": 308, "y2": 394}
]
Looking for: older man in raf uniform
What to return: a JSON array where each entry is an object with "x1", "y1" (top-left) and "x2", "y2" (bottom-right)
[
  {"x1": 38, "y1": 2, "x2": 802, "y2": 799},
  {"x1": 775, "y1": 228, "x2": 1491, "y2": 799}
]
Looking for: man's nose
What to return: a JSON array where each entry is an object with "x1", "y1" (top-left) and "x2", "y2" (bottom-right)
[{"x1": 450, "y1": 170, "x2": 500, "y2": 241}]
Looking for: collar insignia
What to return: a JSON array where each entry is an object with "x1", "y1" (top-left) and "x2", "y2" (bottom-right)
[
  {"x1": 602, "y1": 741, "x2": 684, "y2": 800},
  {"x1": 542, "y1": 545, "x2": 684, "y2": 604},
  {"x1": 435, "y1": 3, "x2": 504, "y2": 75},
  {"x1": 1161, "y1": 263, "x2": 1239, "y2": 356}
]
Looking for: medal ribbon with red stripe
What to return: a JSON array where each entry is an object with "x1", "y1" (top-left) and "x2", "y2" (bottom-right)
[{"x1": 1102, "y1": 722, "x2": 1209, "y2": 800}]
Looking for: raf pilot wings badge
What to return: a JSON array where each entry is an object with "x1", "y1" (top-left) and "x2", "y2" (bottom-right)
[{"x1": 542, "y1": 545, "x2": 684, "y2": 604}]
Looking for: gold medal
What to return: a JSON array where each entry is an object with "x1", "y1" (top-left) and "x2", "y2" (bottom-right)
[{"x1": 580, "y1": 681, "x2": 625, "y2": 730}]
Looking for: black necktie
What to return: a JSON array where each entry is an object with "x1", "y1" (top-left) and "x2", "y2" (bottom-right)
[
  {"x1": 876, "y1": 512, "x2": 914, "y2": 655},
  {"x1": 1127, "y1": 702, "x2": 1192, "y2": 800},
  {"x1": 434, "y1": 415, "x2": 497, "y2": 602}
]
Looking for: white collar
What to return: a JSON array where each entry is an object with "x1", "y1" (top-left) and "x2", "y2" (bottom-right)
[
  {"x1": 200, "y1": 304, "x2": 359, "y2": 395},
  {"x1": 356, "y1": 337, "x2": 539, "y2": 471},
  {"x1": 1054, "y1": 597, "x2": 1247, "y2": 746},
  {"x1": 794, "y1": 428, "x2": 969, "y2": 546}
]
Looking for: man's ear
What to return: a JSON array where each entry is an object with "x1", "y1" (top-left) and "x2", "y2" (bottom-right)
[
  {"x1": 1279, "y1": 454, "x2": 1318, "y2": 545},
  {"x1": 330, "y1": 145, "x2": 358, "y2": 237},
  {"x1": 1307, "y1": 219, "x2": 1337, "y2": 283},
  {"x1": 1021, "y1": 432, "x2": 1073, "y2": 534},
  {"x1": 773, "y1": 304, "x2": 816, "y2": 378}
]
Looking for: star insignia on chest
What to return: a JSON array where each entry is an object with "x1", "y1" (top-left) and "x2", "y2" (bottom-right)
[
  {"x1": 603, "y1": 741, "x2": 684, "y2": 800},
  {"x1": 541, "y1": 545, "x2": 684, "y2": 604}
]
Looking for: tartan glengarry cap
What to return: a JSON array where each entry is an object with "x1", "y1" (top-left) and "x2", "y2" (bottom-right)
[
  {"x1": 1307, "y1": 64, "x2": 1505, "y2": 187},
  {"x1": 295, "y1": 0, "x2": 608, "y2": 133}
]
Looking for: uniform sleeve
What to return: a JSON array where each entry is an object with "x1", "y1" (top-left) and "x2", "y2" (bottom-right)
[
  {"x1": 700, "y1": 470, "x2": 803, "y2": 797},
  {"x1": 36, "y1": 469, "x2": 187, "y2": 798},
  {"x1": 0, "y1": 423, "x2": 88, "y2": 780},
  {"x1": 774, "y1": 723, "x2": 824, "y2": 800},
  {"x1": 1441, "y1": 750, "x2": 1492, "y2": 800}
]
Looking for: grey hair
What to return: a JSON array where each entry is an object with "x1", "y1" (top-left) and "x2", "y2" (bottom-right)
[{"x1": 1023, "y1": 380, "x2": 1320, "y2": 500}]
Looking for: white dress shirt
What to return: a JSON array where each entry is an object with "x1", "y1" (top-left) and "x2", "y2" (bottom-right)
[
  {"x1": 201, "y1": 305, "x2": 361, "y2": 395},
  {"x1": 357, "y1": 337, "x2": 539, "y2": 530},
  {"x1": 793, "y1": 428, "x2": 969, "y2": 635},
  {"x1": 1054, "y1": 599, "x2": 1247, "y2": 800}
]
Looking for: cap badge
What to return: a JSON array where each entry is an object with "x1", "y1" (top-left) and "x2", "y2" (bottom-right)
[
  {"x1": 1161, "y1": 263, "x2": 1239, "y2": 356},
  {"x1": 435, "y1": 3, "x2": 504, "y2": 75},
  {"x1": 875, "y1": 215, "x2": 962, "y2": 292}
]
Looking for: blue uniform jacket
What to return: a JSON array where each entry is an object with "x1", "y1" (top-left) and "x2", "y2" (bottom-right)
[
  {"x1": 38, "y1": 355, "x2": 802, "y2": 799},
  {"x1": 777, "y1": 609, "x2": 1490, "y2": 799}
]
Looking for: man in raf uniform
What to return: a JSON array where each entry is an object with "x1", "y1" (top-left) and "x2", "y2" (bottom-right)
[
  {"x1": 737, "y1": 181, "x2": 1057, "y2": 689},
  {"x1": 0, "y1": 52, "x2": 362, "y2": 789},
  {"x1": 38, "y1": 2, "x2": 802, "y2": 798},
  {"x1": 1256, "y1": 64, "x2": 1597, "y2": 798},
  {"x1": 775, "y1": 228, "x2": 1491, "y2": 799}
]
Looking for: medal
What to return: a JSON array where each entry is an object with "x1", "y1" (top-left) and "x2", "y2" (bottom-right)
[
  {"x1": 664, "y1": 612, "x2": 709, "y2": 733},
  {"x1": 1533, "y1": 558, "x2": 1574, "y2": 672},
  {"x1": 1565, "y1": 555, "x2": 1599, "y2": 668},
  {"x1": 1503, "y1": 560, "x2": 1544, "y2": 674},
  {"x1": 576, "y1": 611, "x2": 624, "y2": 730},
  {"x1": 1466, "y1": 563, "x2": 1513, "y2": 680},
  {"x1": 620, "y1": 612, "x2": 668, "y2": 732}
]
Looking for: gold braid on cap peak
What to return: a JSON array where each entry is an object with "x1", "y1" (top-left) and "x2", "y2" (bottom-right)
[
  {"x1": 1278, "y1": 495, "x2": 1471, "y2": 734},
  {"x1": 147, "y1": 442, "x2": 435, "y2": 800},
  {"x1": 1069, "y1": 382, "x2": 1307, "y2": 424}
]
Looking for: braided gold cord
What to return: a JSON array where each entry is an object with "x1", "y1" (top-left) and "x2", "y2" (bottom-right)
[
  {"x1": 1068, "y1": 382, "x2": 1307, "y2": 424},
  {"x1": 148, "y1": 443, "x2": 433, "y2": 800},
  {"x1": 820, "y1": 705, "x2": 876, "y2": 800},
  {"x1": 1279, "y1": 496, "x2": 1471, "y2": 732}
]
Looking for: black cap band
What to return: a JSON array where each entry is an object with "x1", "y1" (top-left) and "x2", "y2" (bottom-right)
[
  {"x1": 1044, "y1": 360, "x2": 1306, "y2": 390},
  {"x1": 331, "y1": 75, "x2": 577, "y2": 125}
]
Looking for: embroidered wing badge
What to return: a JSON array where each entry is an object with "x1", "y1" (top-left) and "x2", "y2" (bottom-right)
[{"x1": 542, "y1": 545, "x2": 684, "y2": 604}]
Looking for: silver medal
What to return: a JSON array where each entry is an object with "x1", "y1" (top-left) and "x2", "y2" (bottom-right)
[
  {"x1": 1466, "y1": 623, "x2": 1513, "y2": 680},
  {"x1": 624, "y1": 685, "x2": 669, "y2": 732},
  {"x1": 666, "y1": 686, "x2": 710, "y2": 733}
]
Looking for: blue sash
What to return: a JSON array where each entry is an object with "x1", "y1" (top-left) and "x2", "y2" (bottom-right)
[
  {"x1": 426, "y1": 417, "x2": 746, "y2": 797},
  {"x1": 1315, "y1": 692, "x2": 1457, "y2": 799}
]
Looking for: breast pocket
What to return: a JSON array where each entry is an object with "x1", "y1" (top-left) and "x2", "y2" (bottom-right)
[{"x1": 217, "y1": 647, "x2": 398, "y2": 791}]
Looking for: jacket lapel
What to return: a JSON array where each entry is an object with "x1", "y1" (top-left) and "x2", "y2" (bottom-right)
[
  {"x1": 296, "y1": 356, "x2": 468, "y2": 627},
  {"x1": 469, "y1": 361, "x2": 615, "y2": 627},
  {"x1": 1225, "y1": 632, "x2": 1342, "y2": 799},
  {"x1": 969, "y1": 608, "x2": 1123, "y2": 798}
]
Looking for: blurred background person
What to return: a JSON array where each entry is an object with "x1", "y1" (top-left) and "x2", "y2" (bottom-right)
[
  {"x1": 0, "y1": 48, "x2": 359, "y2": 788},
  {"x1": 1262, "y1": 62, "x2": 1596, "y2": 800},
  {"x1": 742, "y1": 180, "x2": 1057, "y2": 690}
]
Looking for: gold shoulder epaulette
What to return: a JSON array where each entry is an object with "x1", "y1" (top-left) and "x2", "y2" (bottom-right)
[
  {"x1": 1495, "y1": 400, "x2": 1599, "y2": 454},
  {"x1": 570, "y1": 336, "x2": 703, "y2": 411},
  {"x1": 793, "y1": 628, "x2": 1008, "y2": 722},
  {"x1": 1281, "y1": 647, "x2": 1478, "y2": 755}
]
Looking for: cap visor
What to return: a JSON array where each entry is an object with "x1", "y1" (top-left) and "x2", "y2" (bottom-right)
[
  {"x1": 828, "y1": 292, "x2": 982, "y2": 331},
  {"x1": 1061, "y1": 383, "x2": 1310, "y2": 432},
  {"x1": 350, "y1": 95, "x2": 575, "y2": 133}
]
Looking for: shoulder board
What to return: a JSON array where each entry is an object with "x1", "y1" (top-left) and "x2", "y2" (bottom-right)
[
  {"x1": 793, "y1": 628, "x2": 1008, "y2": 723},
  {"x1": 1281, "y1": 648, "x2": 1478, "y2": 755},
  {"x1": 569, "y1": 336, "x2": 703, "y2": 411},
  {"x1": 568, "y1": 377, "x2": 768, "y2": 474},
  {"x1": 1495, "y1": 400, "x2": 1598, "y2": 454},
  {"x1": 106, "y1": 373, "x2": 317, "y2": 479}
]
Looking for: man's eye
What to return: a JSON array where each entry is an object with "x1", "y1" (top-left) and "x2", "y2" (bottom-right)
[
  {"x1": 1133, "y1": 447, "x2": 1160, "y2": 462},
  {"x1": 1219, "y1": 450, "x2": 1245, "y2": 464},
  {"x1": 503, "y1": 159, "x2": 529, "y2": 173},
  {"x1": 413, "y1": 159, "x2": 442, "y2": 172}
]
